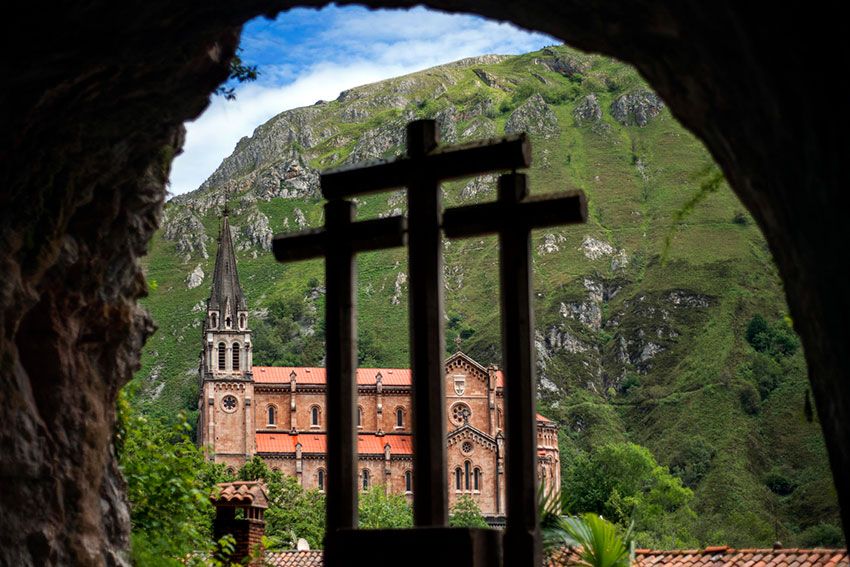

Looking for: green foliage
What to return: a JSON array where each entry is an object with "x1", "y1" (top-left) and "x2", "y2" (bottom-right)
[
  {"x1": 563, "y1": 442, "x2": 697, "y2": 548},
  {"x1": 558, "y1": 514, "x2": 632, "y2": 567},
  {"x1": 797, "y1": 523, "x2": 845, "y2": 547},
  {"x1": 215, "y1": 48, "x2": 259, "y2": 100},
  {"x1": 237, "y1": 456, "x2": 326, "y2": 549},
  {"x1": 116, "y1": 391, "x2": 222, "y2": 565},
  {"x1": 764, "y1": 469, "x2": 796, "y2": 496},
  {"x1": 358, "y1": 485, "x2": 413, "y2": 529},
  {"x1": 449, "y1": 495, "x2": 489, "y2": 528},
  {"x1": 739, "y1": 383, "x2": 761, "y2": 415},
  {"x1": 252, "y1": 295, "x2": 324, "y2": 367},
  {"x1": 746, "y1": 315, "x2": 798, "y2": 357},
  {"x1": 668, "y1": 438, "x2": 715, "y2": 489}
]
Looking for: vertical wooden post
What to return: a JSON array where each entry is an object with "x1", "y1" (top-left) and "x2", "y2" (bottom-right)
[
  {"x1": 407, "y1": 120, "x2": 449, "y2": 526},
  {"x1": 324, "y1": 199, "x2": 358, "y2": 565},
  {"x1": 499, "y1": 174, "x2": 541, "y2": 567}
]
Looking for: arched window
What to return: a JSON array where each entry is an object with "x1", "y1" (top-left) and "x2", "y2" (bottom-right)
[
  {"x1": 455, "y1": 467, "x2": 462, "y2": 490},
  {"x1": 218, "y1": 342, "x2": 226, "y2": 370},
  {"x1": 405, "y1": 470, "x2": 412, "y2": 493},
  {"x1": 311, "y1": 406, "x2": 320, "y2": 427},
  {"x1": 464, "y1": 461, "x2": 471, "y2": 490},
  {"x1": 318, "y1": 469, "x2": 325, "y2": 492},
  {"x1": 267, "y1": 405, "x2": 276, "y2": 426},
  {"x1": 210, "y1": 313, "x2": 218, "y2": 328},
  {"x1": 232, "y1": 342, "x2": 240, "y2": 371},
  {"x1": 474, "y1": 468, "x2": 481, "y2": 491},
  {"x1": 362, "y1": 469, "x2": 370, "y2": 491},
  {"x1": 239, "y1": 313, "x2": 246, "y2": 329},
  {"x1": 357, "y1": 406, "x2": 363, "y2": 428},
  {"x1": 396, "y1": 407, "x2": 404, "y2": 428}
]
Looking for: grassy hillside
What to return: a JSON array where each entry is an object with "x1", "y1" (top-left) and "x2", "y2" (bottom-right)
[{"x1": 135, "y1": 46, "x2": 841, "y2": 547}]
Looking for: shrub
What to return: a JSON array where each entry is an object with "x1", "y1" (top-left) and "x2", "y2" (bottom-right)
[
  {"x1": 798, "y1": 522, "x2": 845, "y2": 547},
  {"x1": 739, "y1": 383, "x2": 761, "y2": 415},
  {"x1": 449, "y1": 495, "x2": 489, "y2": 528}
]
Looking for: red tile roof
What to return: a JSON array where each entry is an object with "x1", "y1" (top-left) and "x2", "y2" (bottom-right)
[
  {"x1": 270, "y1": 548, "x2": 849, "y2": 567},
  {"x1": 630, "y1": 547, "x2": 849, "y2": 567},
  {"x1": 256, "y1": 433, "x2": 414, "y2": 455},
  {"x1": 211, "y1": 481, "x2": 268, "y2": 509},
  {"x1": 254, "y1": 366, "x2": 412, "y2": 386},
  {"x1": 266, "y1": 550, "x2": 323, "y2": 567}
]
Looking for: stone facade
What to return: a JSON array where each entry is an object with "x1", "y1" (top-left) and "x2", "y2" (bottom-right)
[{"x1": 198, "y1": 213, "x2": 559, "y2": 517}]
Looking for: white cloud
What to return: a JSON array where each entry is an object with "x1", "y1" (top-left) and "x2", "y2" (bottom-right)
[{"x1": 168, "y1": 7, "x2": 556, "y2": 196}]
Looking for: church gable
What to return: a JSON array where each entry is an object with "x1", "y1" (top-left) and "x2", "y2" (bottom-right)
[
  {"x1": 446, "y1": 424, "x2": 498, "y2": 454},
  {"x1": 445, "y1": 352, "x2": 491, "y2": 396}
]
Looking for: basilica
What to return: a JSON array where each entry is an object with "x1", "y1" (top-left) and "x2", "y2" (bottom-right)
[{"x1": 197, "y1": 213, "x2": 560, "y2": 518}]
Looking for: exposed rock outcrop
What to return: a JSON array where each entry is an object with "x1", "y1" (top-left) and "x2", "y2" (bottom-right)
[
  {"x1": 574, "y1": 93, "x2": 603, "y2": 123},
  {"x1": 163, "y1": 209, "x2": 209, "y2": 261},
  {"x1": 505, "y1": 94, "x2": 559, "y2": 138},
  {"x1": 611, "y1": 89, "x2": 665, "y2": 126},
  {"x1": 185, "y1": 264, "x2": 204, "y2": 289}
]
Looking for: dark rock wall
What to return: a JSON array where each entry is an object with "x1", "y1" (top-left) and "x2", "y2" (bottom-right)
[{"x1": 1, "y1": 1, "x2": 847, "y2": 563}]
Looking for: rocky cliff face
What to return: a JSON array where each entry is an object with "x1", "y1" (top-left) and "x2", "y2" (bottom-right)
[{"x1": 139, "y1": 45, "x2": 838, "y2": 547}]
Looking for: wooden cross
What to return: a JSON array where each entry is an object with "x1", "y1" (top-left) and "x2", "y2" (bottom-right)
[
  {"x1": 443, "y1": 173, "x2": 586, "y2": 565},
  {"x1": 272, "y1": 119, "x2": 586, "y2": 567}
]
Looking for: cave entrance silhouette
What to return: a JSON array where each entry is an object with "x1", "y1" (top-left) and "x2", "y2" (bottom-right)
[{"x1": 1, "y1": 2, "x2": 848, "y2": 565}]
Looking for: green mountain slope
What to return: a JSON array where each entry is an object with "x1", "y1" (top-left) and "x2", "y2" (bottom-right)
[{"x1": 136, "y1": 46, "x2": 840, "y2": 547}]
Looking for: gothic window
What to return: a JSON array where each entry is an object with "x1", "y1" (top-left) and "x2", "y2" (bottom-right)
[
  {"x1": 451, "y1": 403, "x2": 471, "y2": 425},
  {"x1": 222, "y1": 395, "x2": 238, "y2": 413},
  {"x1": 232, "y1": 342, "x2": 240, "y2": 371},
  {"x1": 225, "y1": 316, "x2": 231, "y2": 329},
  {"x1": 357, "y1": 406, "x2": 363, "y2": 428},
  {"x1": 267, "y1": 405, "x2": 276, "y2": 426},
  {"x1": 311, "y1": 406, "x2": 320, "y2": 427},
  {"x1": 395, "y1": 407, "x2": 404, "y2": 428},
  {"x1": 455, "y1": 467, "x2": 462, "y2": 490},
  {"x1": 464, "y1": 461, "x2": 471, "y2": 491},
  {"x1": 405, "y1": 470, "x2": 412, "y2": 493},
  {"x1": 218, "y1": 342, "x2": 226, "y2": 370},
  {"x1": 474, "y1": 468, "x2": 481, "y2": 491},
  {"x1": 239, "y1": 313, "x2": 246, "y2": 329},
  {"x1": 318, "y1": 469, "x2": 325, "y2": 492},
  {"x1": 210, "y1": 313, "x2": 218, "y2": 328},
  {"x1": 362, "y1": 469, "x2": 370, "y2": 491}
]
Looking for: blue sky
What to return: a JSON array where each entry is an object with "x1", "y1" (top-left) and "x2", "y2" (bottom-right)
[{"x1": 168, "y1": 5, "x2": 556, "y2": 196}]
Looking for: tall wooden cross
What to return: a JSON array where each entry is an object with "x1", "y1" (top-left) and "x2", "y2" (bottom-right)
[{"x1": 272, "y1": 120, "x2": 586, "y2": 567}]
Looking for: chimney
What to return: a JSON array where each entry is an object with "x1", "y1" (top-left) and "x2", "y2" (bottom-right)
[{"x1": 211, "y1": 481, "x2": 269, "y2": 566}]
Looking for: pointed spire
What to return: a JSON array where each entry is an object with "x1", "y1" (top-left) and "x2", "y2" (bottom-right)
[{"x1": 209, "y1": 209, "x2": 247, "y2": 325}]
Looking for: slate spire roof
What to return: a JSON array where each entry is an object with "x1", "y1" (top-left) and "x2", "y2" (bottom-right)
[{"x1": 209, "y1": 210, "x2": 247, "y2": 323}]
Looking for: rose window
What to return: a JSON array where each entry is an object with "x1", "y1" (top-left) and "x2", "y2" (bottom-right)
[
  {"x1": 222, "y1": 395, "x2": 238, "y2": 412},
  {"x1": 462, "y1": 441, "x2": 474, "y2": 454},
  {"x1": 451, "y1": 403, "x2": 471, "y2": 425}
]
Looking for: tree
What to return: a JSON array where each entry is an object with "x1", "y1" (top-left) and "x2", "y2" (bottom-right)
[
  {"x1": 214, "y1": 49, "x2": 259, "y2": 100},
  {"x1": 116, "y1": 393, "x2": 224, "y2": 565},
  {"x1": 449, "y1": 495, "x2": 488, "y2": 528},
  {"x1": 237, "y1": 457, "x2": 326, "y2": 550},
  {"x1": 563, "y1": 442, "x2": 697, "y2": 548},
  {"x1": 358, "y1": 485, "x2": 413, "y2": 529}
]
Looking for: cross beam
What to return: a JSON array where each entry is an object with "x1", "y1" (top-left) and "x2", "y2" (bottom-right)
[
  {"x1": 444, "y1": 174, "x2": 587, "y2": 566},
  {"x1": 316, "y1": 120, "x2": 531, "y2": 527},
  {"x1": 272, "y1": 203, "x2": 406, "y2": 565},
  {"x1": 272, "y1": 119, "x2": 586, "y2": 567}
]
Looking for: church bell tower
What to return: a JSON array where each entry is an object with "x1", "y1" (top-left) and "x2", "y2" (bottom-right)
[{"x1": 198, "y1": 208, "x2": 255, "y2": 466}]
